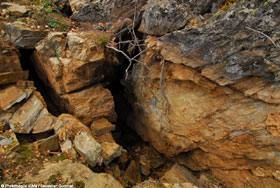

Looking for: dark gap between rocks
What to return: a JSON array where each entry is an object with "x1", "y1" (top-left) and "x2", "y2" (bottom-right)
[{"x1": 18, "y1": 48, "x2": 61, "y2": 116}]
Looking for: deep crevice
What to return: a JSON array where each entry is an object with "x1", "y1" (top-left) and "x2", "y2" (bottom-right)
[{"x1": 18, "y1": 49, "x2": 61, "y2": 116}]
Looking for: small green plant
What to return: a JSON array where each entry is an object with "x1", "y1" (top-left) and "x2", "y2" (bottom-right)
[
  {"x1": 42, "y1": 0, "x2": 53, "y2": 8},
  {"x1": 48, "y1": 175, "x2": 58, "y2": 184},
  {"x1": 49, "y1": 155, "x2": 68, "y2": 162},
  {"x1": 99, "y1": 35, "x2": 110, "y2": 46},
  {"x1": 48, "y1": 18, "x2": 57, "y2": 28},
  {"x1": 74, "y1": 181, "x2": 85, "y2": 188}
]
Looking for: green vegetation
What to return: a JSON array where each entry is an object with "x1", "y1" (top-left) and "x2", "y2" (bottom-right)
[
  {"x1": 99, "y1": 35, "x2": 110, "y2": 47},
  {"x1": 18, "y1": 144, "x2": 34, "y2": 160},
  {"x1": 74, "y1": 181, "x2": 85, "y2": 188},
  {"x1": 49, "y1": 155, "x2": 68, "y2": 162},
  {"x1": 48, "y1": 175, "x2": 58, "y2": 185}
]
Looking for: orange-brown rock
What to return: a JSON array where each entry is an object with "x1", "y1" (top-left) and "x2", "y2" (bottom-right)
[
  {"x1": 0, "y1": 37, "x2": 29, "y2": 85},
  {"x1": 33, "y1": 31, "x2": 119, "y2": 95},
  {"x1": 59, "y1": 84, "x2": 117, "y2": 125}
]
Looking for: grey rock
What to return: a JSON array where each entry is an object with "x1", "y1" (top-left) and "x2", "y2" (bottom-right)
[
  {"x1": 139, "y1": 0, "x2": 189, "y2": 36},
  {"x1": 74, "y1": 131, "x2": 103, "y2": 167},
  {"x1": 71, "y1": 0, "x2": 146, "y2": 23},
  {"x1": 9, "y1": 94, "x2": 44, "y2": 133},
  {"x1": 4, "y1": 21, "x2": 47, "y2": 49}
]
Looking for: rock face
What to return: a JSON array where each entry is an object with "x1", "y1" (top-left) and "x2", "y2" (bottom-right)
[
  {"x1": 128, "y1": 1, "x2": 280, "y2": 187},
  {"x1": 74, "y1": 131, "x2": 103, "y2": 167},
  {"x1": 22, "y1": 159, "x2": 123, "y2": 188},
  {"x1": 34, "y1": 31, "x2": 118, "y2": 95},
  {"x1": 71, "y1": 0, "x2": 146, "y2": 23},
  {"x1": 139, "y1": 0, "x2": 189, "y2": 36},
  {"x1": 4, "y1": 21, "x2": 47, "y2": 49}
]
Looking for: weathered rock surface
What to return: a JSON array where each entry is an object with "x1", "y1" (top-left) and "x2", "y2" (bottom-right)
[
  {"x1": 22, "y1": 159, "x2": 123, "y2": 188},
  {"x1": 59, "y1": 84, "x2": 117, "y2": 125},
  {"x1": 0, "y1": 37, "x2": 28, "y2": 85},
  {"x1": 33, "y1": 31, "x2": 118, "y2": 95},
  {"x1": 7, "y1": 4, "x2": 28, "y2": 17},
  {"x1": 4, "y1": 21, "x2": 47, "y2": 49},
  {"x1": 8, "y1": 94, "x2": 53, "y2": 133},
  {"x1": 139, "y1": 0, "x2": 189, "y2": 36},
  {"x1": 91, "y1": 118, "x2": 116, "y2": 136},
  {"x1": 160, "y1": 164, "x2": 201, "y2": 187},
  {"x1": 33, "y1": 134, "x2": 59, "y2": 152},
  {"x1": 55, "y1": 114, "x2": 91, "y2": 157},
  {"x1": 128, "y1": 1, "x2": 280, "y2": 187},
  {"x1": 101, "y1": 142, "x2": 122, "y2": 166},
  {"x1": 71, "y1": 0, "x2": 146, "y2": 23},
  {"x1": 69, "y1": 0, "x2": 87, "y2": 12},
  {"x1": 0, "y1": 131, "x2": 19, "y2": 155},
  {"x1": 0, "y1": 85, "x2": 30, "y2": 111},
  {"x1": 74, "y1": 131, "x2": 103, "y2": 167}
]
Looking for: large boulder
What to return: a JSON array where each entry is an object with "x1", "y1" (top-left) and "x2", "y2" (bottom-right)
[{"x1": 129, "y1": 1, "x2": 280, "y2": 187}]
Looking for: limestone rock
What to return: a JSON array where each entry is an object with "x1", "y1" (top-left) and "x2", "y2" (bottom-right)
[
  {"x1": 0, "y1": 37, "x2": 29, "y2": 85},
  {"x1": 160, "y1": 164, "x2": 201, "y2": 187},
  {"x1": 22, "y1": 159, "x2": 123, "y2": 188},
  {"x1": 91, "y1": 118, "x2": 116, "y2": 136},
  {"x1": 0, "y1": 85, "x2": 29, "y2": 111},
  {"x1": 55, "y1": 113, "x2": 91, "y2": 136},
  {"x1": 31, "y1": 108, "x2": 56, "y2": 134},
  {"x1": 7, "y1": 4, "x2": 28, "y2": 17},
  {"x1": 69, "y1": 0, "x2": 87, "y2": 12},
  {"x1": 33, "y1": 31, "x2": 119, "y2": 95},
  {"x1": 0, "y1": 131, "x2": 19, "y2": 155},
  {"x1": 139, "y1": 0, "x2": 189, "y2": 36},
  {"x1": 127, "y1": 1, "x2": 280, "y2": 187},
  {"x1": 95, "y1": 132, "x2": 116, "y2": 143},
  {"x1": 71, "y1": 0, "x2": 146, "y2": 23},
  {"x1": 101, "y1": 142, "x2": 122, "y2": 166},
  {"x1": 74, "y1": 131, "x2": 103, "y2": 167},
  {"x1": 4, "y1": 21, "x2": 47, "y2": 49},
  {"x1": 9, "y1": 94, "x2": 44, "y2": 133},
  {"x1": 33, "y1": 134, "x2": 59, "y2": 152},
  {"x1": 60, "y1": 84, "x2": 117, "y2": 125}
]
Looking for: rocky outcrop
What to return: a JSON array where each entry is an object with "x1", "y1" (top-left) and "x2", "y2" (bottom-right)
[
  {"x1": 128, "y1": 1, "x2": 280, "y2": 187},
  {"x1": 71, "y1": 0, "x2": 146, "y2": 23}
]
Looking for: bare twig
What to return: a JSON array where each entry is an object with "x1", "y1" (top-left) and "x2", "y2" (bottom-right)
[{"x1": 246, "y1": 26, "x2": 277, "y2": 47}]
